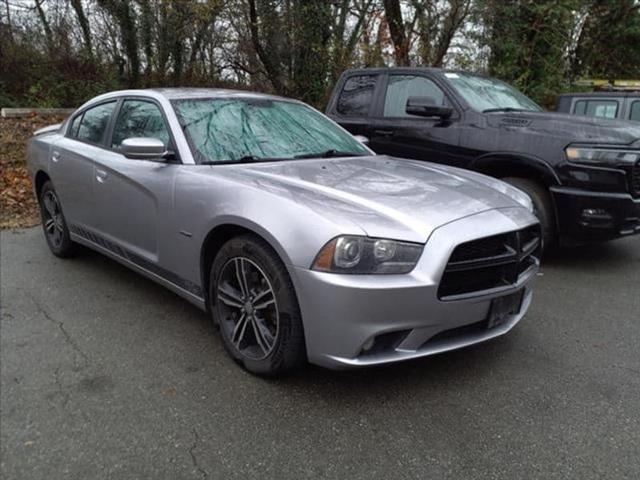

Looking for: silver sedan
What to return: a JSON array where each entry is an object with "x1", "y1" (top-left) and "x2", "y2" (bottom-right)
[{"x1": 27, "y1": 88, "x2": 540, "y2": 376}]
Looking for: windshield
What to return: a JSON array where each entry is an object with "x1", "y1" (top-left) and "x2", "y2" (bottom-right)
[
  {"x1": 444, "y1": 72, "x2": 542, "y2": 113},
  {"x1": 172, "y1": 98, "x2": 369, "y2": 163}
]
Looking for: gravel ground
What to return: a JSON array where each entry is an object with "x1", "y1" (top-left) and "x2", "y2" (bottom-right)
[{"x1": 1, "y1": 227, "x2": 639, "y2": 479}]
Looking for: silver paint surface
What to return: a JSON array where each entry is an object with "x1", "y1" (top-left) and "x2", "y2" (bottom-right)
[{"x1": 27, "y1": 88, "x2": 539, "y2": 367}]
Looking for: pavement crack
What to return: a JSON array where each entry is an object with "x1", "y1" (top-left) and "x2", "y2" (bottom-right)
[
  {"x1": 53, "y1": 366, "x2": 70, "y2": 408},
  {"x1": 189, "y1": 428, "x2": 208, "y2": 479},
  {"x1": 27, "y1": 293, "x2": 90, "y2": 369}
]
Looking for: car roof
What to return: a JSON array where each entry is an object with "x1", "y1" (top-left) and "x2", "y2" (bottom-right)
[
  {"x1": 341, "y1": 67, "x2": 446, "y2": 75},
  {"x1": 79, "y1": 88, "x2": 299, "y2": 111},
  {"x1": 557, "y1": 91, "x2": 640, "y2": 98},
  {"x1": 146, "y1": 87, "x2": 294, "y2": 102}
]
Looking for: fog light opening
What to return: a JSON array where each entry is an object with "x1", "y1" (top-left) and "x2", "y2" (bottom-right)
[{"x1": 581, "y1": 208, "x2": 612, "y2": 220}]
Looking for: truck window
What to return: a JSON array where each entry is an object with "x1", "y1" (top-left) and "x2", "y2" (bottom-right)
[
  {"x1": 574, "y1": 99, "x2": 618, "y2": 119},
  {"x1": 630, "y1": 101, "x2": 640, "y2": 121},
  {"x1": 336, "y1": 75, "x2": 377, "y2": 117},
  {"x1": 383, "y1": 75, "x2": 446, "y2": 117}
]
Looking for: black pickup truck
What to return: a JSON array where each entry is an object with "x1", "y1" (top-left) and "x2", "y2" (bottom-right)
[{"x1": 326, "y1": 68, "x2": 640, "y2": 248}]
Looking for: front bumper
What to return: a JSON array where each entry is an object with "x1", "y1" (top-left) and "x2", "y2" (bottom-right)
[
  {"x1": 550, "y1": 187, "x2": 640, "y2": 242},
  {"x1": 291, "y1": 207, "x2": 539, "y2": 369}
]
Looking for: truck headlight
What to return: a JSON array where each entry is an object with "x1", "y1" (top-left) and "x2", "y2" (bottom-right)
[
  {"x1": 565, "y1": 147, "x2": 640, "y2": 165},
  {"x1": 312, "y1": 236, "x2": 423, "y2": 274}
]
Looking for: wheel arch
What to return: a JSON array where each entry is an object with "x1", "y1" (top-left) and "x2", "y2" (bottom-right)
[
  {"x1": 469, "y1": 153, "x2": 561, "y2": 187},
  {"x1": 34, "y1": 170, "x2": 51, "y2": 200},
  {"x1": 199, "y1": 220, "x2": 294, "y2": 311}
]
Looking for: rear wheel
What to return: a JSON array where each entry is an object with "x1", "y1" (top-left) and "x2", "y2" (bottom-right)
[
  {"x1": 503, "y1": 177, "x2": 555, "y2": 251},
  {"x1": 209, "y1": 234, "x2": 306, "y2": 376},
  {"x1": 39, "y1": 181, "x2": 77, "y2": 258}
]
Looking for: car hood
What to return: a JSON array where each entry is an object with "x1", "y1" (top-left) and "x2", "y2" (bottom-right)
[
  {"x1": 490, "y1": 110, "x2": 640, "y2": 145},
  {"x1": 213, "y1": 155, "x2": 533, "y2": 243}
]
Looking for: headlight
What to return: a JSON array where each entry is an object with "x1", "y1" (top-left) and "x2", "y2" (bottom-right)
[
  {"x1": 565, "y1": 147, "x2": 640, "y2": 165},
  {"x1": 312, "y1": 236, "x2": 423, "y2": 274}
]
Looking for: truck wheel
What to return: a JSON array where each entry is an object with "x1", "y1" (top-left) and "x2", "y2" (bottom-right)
[
  {"x1": 503, "y1": 177, "x2": 555, "y2": 252},
  {"x1": 209, "y1": 234, "x2": 306, "y2": 376}
]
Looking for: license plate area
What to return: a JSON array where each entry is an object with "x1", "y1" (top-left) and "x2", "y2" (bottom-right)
[{"x1": 487, "y1": 290, "x2": 524, "y2": 329}]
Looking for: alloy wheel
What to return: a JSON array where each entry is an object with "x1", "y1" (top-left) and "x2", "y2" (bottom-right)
[
  {"x1": 216, "y1": 257, "x2": 279, "y2": 360},
  {"x1": 42, "y1": 191, "x2": 65, "y2": 248}
]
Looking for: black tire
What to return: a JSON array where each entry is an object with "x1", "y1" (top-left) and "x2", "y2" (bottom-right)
[
  {"x1": 38, "y1": 181, "x2": 77, "y2": 258},
  {"x1": 502, "y1": 177, "x2": 556, "y2": 251},
  {"x1": 209, "y1": 234, "x2": 306, "y2": 376}
]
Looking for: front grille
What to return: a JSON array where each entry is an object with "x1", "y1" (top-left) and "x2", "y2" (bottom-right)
[
  {"x1": 632, "y1": 161, "x2": 640, "y2": 196},
  {"x1": 438, "y1": 225, "x2": 540, "y2": 300}
]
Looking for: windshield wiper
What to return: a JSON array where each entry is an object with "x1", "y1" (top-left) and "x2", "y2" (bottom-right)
[
  {"x1": 294, "y1": 149, "x2": 366, "y2": 159},
  {"x1": 201, "y1": 155, "x2": 284, "y2": 165},
  {"x1": 482, "y1": 107, "x2": 531, "y2": 113}
]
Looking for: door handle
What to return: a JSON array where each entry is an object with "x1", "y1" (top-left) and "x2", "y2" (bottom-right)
[
  {"x1": 51, "y1": 151, "x2": 61, "y2": 162},
  {"x1": 96, "y1": 168, "x2": 108, "y2": 183},
  {"x1": 373, "y1": 129, "x2": 394, "y2": 137}
]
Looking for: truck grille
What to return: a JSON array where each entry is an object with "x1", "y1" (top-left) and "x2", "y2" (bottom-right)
[
  {"x1": 632, "y1": 161, "x2": 640, "y2": 196},
  {"x1": 438, "y1": 225, "x2": 540, "y2": 300}
]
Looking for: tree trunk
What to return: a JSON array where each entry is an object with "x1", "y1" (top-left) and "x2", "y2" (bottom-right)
[
  {"x1": 70, "y1": 0, "x2": 93, "y2": 57},
  {"x1": 383, "y1": 0, "x2": 410, "y2": 65}
]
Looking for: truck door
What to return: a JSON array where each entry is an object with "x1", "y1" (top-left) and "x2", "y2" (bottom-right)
[{"x1": 368, "y1": 73, "x2": 464, "y2": 166}]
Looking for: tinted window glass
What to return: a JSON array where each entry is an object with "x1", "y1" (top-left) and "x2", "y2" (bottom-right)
[
  {"x1": 173, "y1": 98, "x2": 368, "y2": 163},
  {"x1": 574, "y1": 100, "x2": 618, "y2": 119},
  {"x1": 629, "y1": 101, "x2": 640, "y2": 122},
  {"x1": 337, "y1": 75, "x2": 377, "y2": 116},
  {"x1": 68, "y1": 115, "x2": 82, "y2": 137},
  {"x1": 445, "y1": 72, "x2": 541, "y2": 112},
  {"x1": 76, "y1": 102, "x2": 117, "y2": 144},
  {"x1": 112, "y1": 100, "x2": 170, "y2": 148},
  {"x1": 384, "y1": 75, "x2": 446, "y2": 117}
]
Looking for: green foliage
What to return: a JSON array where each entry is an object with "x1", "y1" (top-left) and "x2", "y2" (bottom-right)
[
  {"x1": 1, "y1": 0, "x2": 639, "y2": 109},
  {"x1": 573, "y1": 0, "x2": 640, "y2": 79}
]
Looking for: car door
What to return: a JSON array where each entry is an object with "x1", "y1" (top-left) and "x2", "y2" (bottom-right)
[
  {"x1": 50, "y1": 101, "x2": 118, "y2": 232},
  {"x1": 92, "y1": 98, "x2": 179, "y2": 263},
  {"x1": 368, "y1": 73, "x2": 464, "y2": 166}
]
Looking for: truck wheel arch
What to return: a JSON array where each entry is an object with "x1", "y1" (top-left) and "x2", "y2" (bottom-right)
[
  {"x1": 470, "y1": 153, "x2": 561, "y2": 188},
  {"x1": 470, "y1": 154, "x2": 561, "y2": 244}
]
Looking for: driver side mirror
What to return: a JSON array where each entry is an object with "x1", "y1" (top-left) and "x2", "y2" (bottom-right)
[
  {"x1": 353, "y1": 135, "x2": 369, "y2": 146},
  {"x1": 405, "y1": 96, "x2": 453, "y2": 119},
  {"x1": 121, "y1": 137, "x2": 167, "y2": 160}
]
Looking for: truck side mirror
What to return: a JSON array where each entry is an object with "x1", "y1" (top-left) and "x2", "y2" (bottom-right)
[{"x1": 406, "y1": 96, "x2": 453, "y2": 120}]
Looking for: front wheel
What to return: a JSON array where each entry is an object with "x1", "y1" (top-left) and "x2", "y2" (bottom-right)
[
  {"x1": 209, "y1": 234, "x2": 306, "y2": 376},
  {"x1": 39, "y1": 181, "x2": 77, "y2": 258},
  {"x1": 503, "y1": 177, "x2": 556, "y2": 252}
]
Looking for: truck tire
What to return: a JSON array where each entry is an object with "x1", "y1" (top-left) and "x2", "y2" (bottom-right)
[{"x1": 502, "y1": 177, "x2": 555, "y2": 252}]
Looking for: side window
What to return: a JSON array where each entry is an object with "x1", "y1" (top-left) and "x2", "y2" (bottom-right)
[
  {"x1": 68, "y1": 114, "x2": 82, "y2": 138},
  {"x1": 76, "y1": 101, "x2": 117, "y2": 144},
  {"x1": 337, "y1": 75, "x2": 377, "y2": 117},
  {"x1": 111, "y1": 100, "x2": 170, "y2": 148},
  {"x1": 574, "y1": 99, "x2": 618, "y2": 119},
  {"x1": 383, "y1": 75, "x2": 446, "y2": 118},
  {"x1": 629, "y1": 101, "x2": 640, "y2": 122}
]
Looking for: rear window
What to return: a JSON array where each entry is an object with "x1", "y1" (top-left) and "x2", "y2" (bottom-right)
[
  {"x1": 76, "y1": 101, "x2": 117, "y2": 144},
  {"x1": 336, "y1": 75, "x2": 377, "y2": 117},
  {"x1": 574, "y1": 99, "x2": 618, "y2": 119},
  {"x1": 630, "y1": 101, "x2": 640, "y2": 122}
]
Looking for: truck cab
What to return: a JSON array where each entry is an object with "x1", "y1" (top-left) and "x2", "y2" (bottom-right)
[{"x1": 326, "y1": 68, "x2": 640, "y2": 248}]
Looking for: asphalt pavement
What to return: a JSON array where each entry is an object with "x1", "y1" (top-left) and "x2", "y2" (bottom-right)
[{"x1": 1, "y1": 227, "x2": 639, "y2": 479}]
